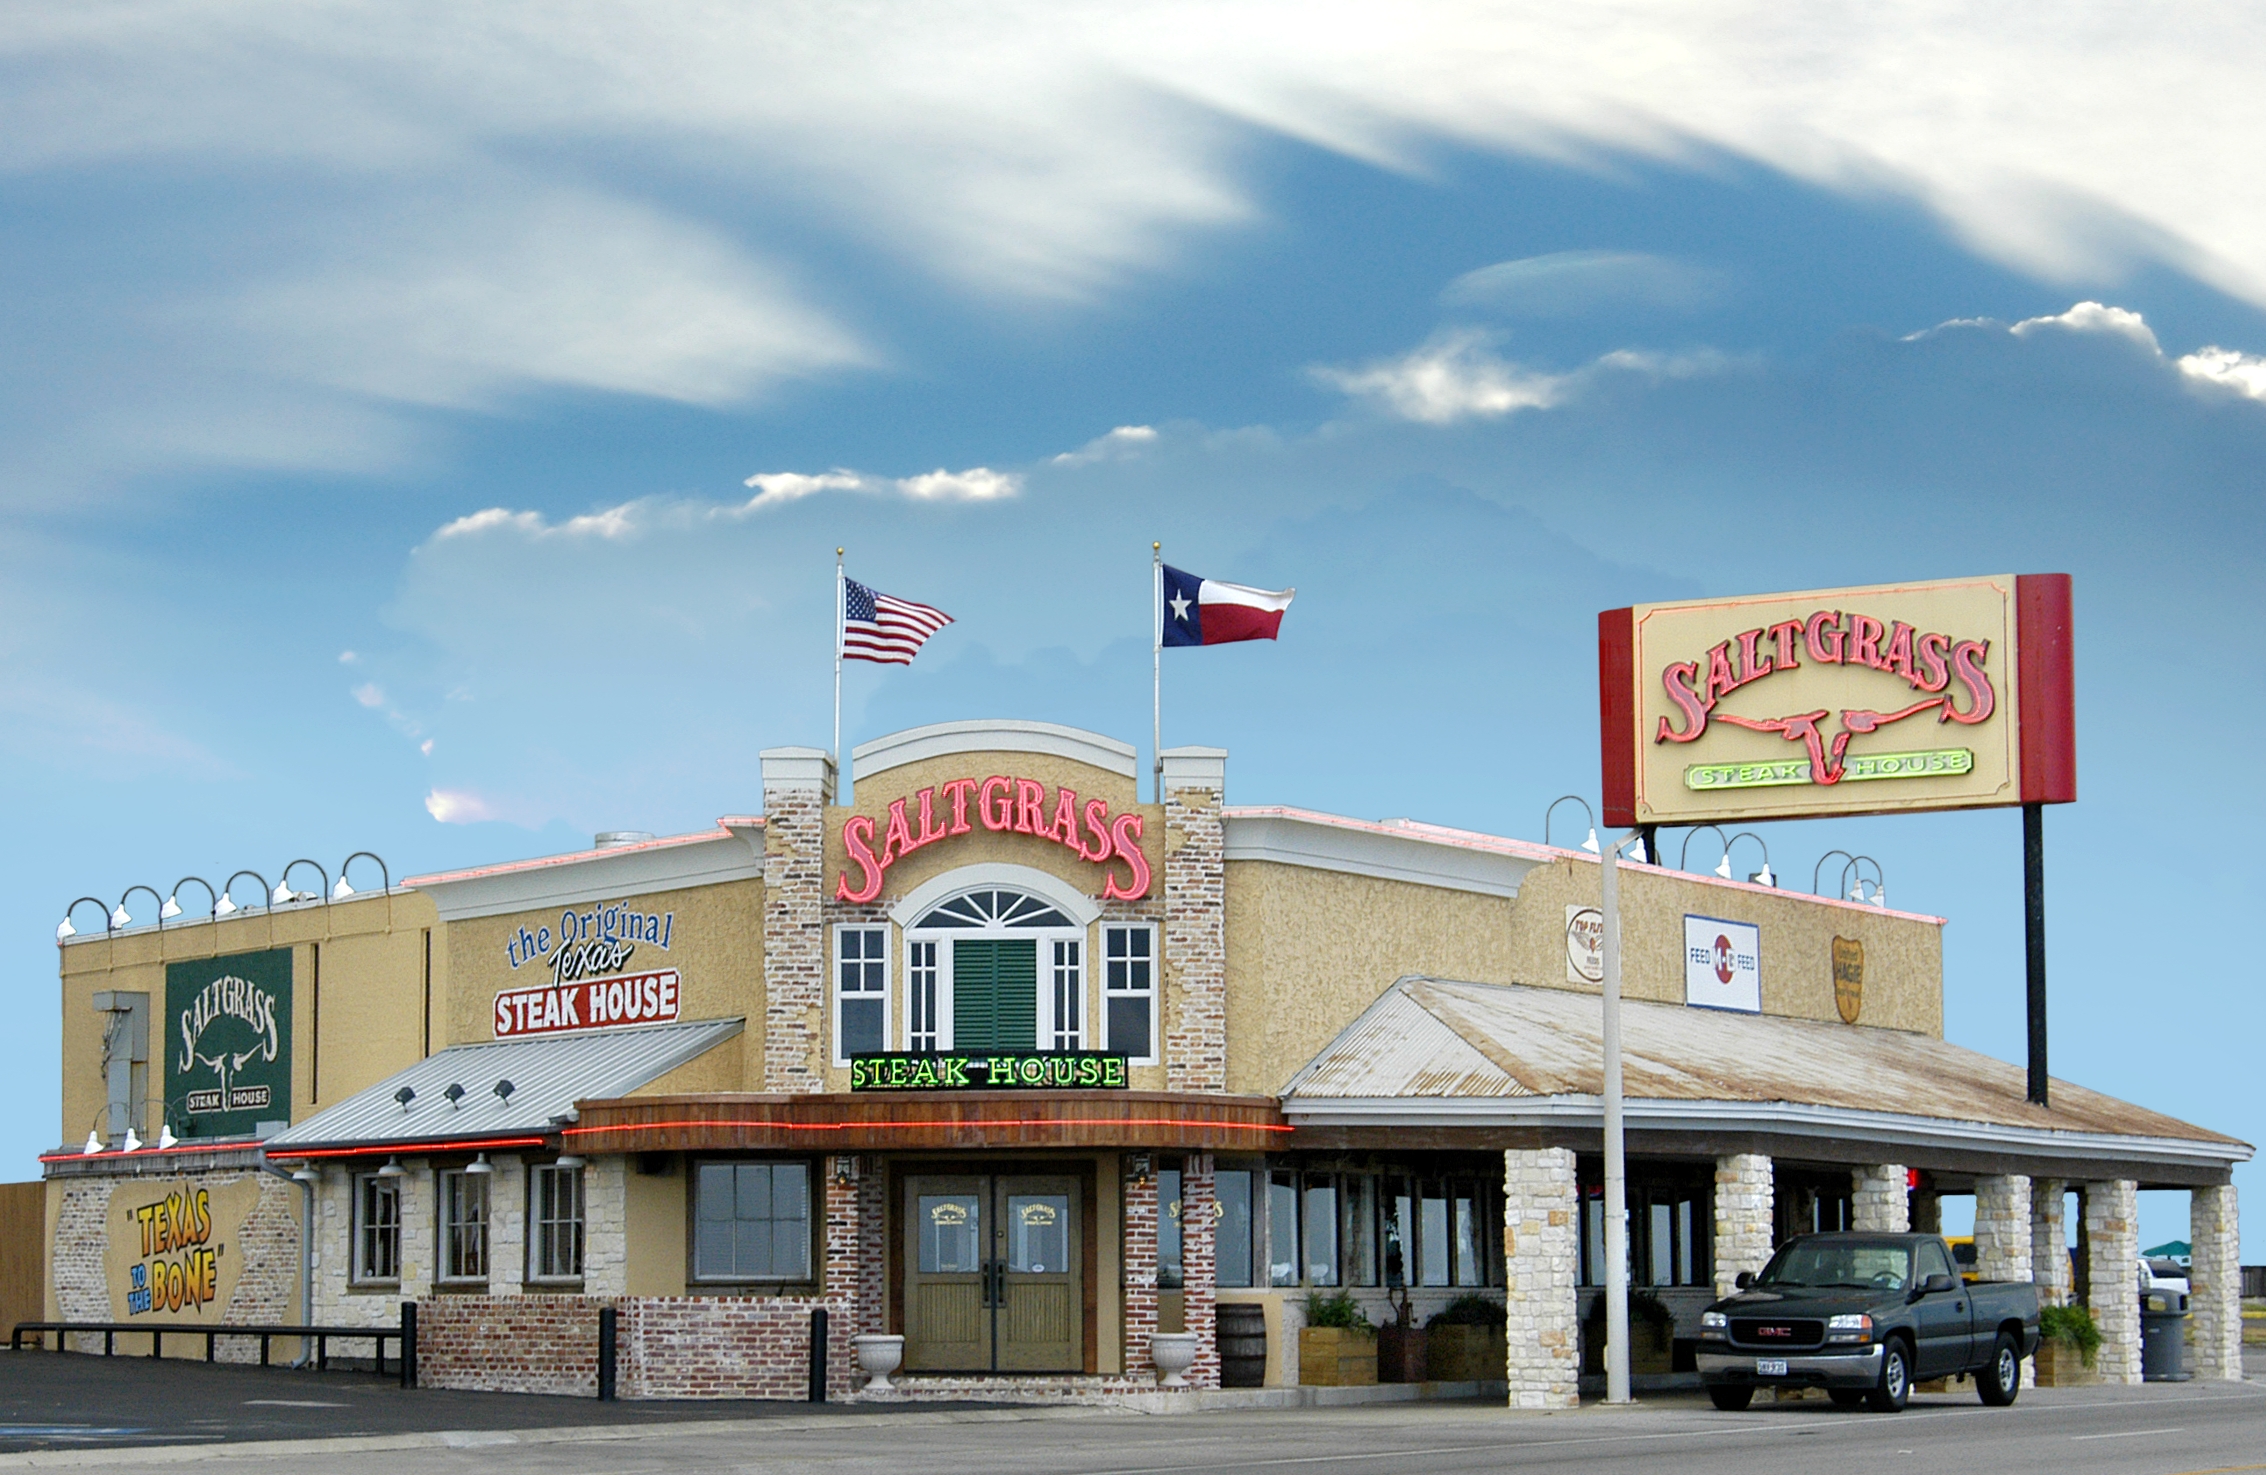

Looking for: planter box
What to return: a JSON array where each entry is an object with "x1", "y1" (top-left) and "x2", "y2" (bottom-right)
[
  {"x1": 1299, "y1": 1326, "x2": 1378, "y2": 1387},
  {"x1": 1426, "y1": 1324, "x2": 1507, "y2": 1382},
  {"x1": 1581, "y1": 1315, "x2": 1675, "y2": 1375},
  {"x1": 1377, "y1": 1324, "x2": 1428, "y2": 1383},
  {"x1": 2033, "y1": 1339, "x2": 2099, "y2": 1387}
]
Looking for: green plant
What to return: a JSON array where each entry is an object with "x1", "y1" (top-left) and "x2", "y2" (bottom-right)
[
  {"x1": 2040, "y1": 1303, "x2": 2100, "y2": 1367},
  {"x1": 1303, "y1": 1289, "x2": 1371, "y2": 1331},
  {"x1": 1427, "y1": 1294, "x2": 1508, "y2": 1330}
]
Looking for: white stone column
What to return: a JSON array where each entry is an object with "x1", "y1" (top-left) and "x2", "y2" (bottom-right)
[
  {"x1": 1974, "y1": 1175, "x2": 2032, "y2": 1385},
  {"x1": 399, "y1": 1163, "x2": 436, "y2": 1297},
  {"x1": 1713, "y1": 1154, "x2": 1773, "y2": 1298},
  {"x1": 1852, "y1": 1165, "x2": 1911, "y2": 1232},
  {"x1": 1502, "y1": 1147, "x2": 1579, "y2": 1409},
  {"x1": 2084, "y1": 1180, "x2": 2141, "y2": 1385},
  {"x1": 583, "y1": 1156, "x2": 628, "y2": 1296},
  {"x1": 2190, "y1": 1183, "x2": 2242, "y2": 1383},
  {"x1": 2030, "y1": 1178, "x2": 2070, "y2": 1306},
  {"x1": 487, "y1": 1156, "x2": 525, "y2": 1296}
]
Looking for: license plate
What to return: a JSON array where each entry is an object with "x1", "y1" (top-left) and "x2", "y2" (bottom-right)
[{"x1": 1756, "y1": 1358, "x2": 1789, "y2": 1377}]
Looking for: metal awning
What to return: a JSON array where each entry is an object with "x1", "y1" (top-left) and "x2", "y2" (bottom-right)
[
  {"x1": 266, "y1": 1017, "x2": 743, "y2": 1155},
  {"x1": 1282, "y1": 978, "x2": 2250, "y2": 1177}
]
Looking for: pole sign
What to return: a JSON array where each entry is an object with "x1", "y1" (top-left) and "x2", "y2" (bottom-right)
[
  {"x1": 165, "y1": 948, "x2": 292, "y2": 1139},
  {"x1": 849, "y1": 1051, "x2": 1130, "y2": 1091},
  {"x1": 1599, "y1": 574, "x2": 2074, "y2": 825}
]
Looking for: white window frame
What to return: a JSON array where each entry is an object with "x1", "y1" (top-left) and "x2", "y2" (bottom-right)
[
  {"x1": 526, "y1": 1162, "x2": 586, "y2": 1284},
  {"x1": 893, "y1": 868, "x2": 1100, "y2": 1055},
  {"x1": 1048, "y1": 936, "x2": 1083, "y2": 1052},
  {"x1": 906, "y1": 937, "x2": 943, "y2": 1053},
  {"x1": 833, "y1": 924, "x2": 891, "y2": 1065},
  {"x1": 1103, "y1": 923, "x2": 1159, "y2": 1065},
  {"x1": 438, "y1": 1168, "x2": 489, "y2": 1285},
  {"x1": 352, "y1": 1172, "x2": 401, "y2": 1286}
]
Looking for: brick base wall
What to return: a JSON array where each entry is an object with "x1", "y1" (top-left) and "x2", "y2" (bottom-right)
[{"x1": 416, "y1": 1295, "x2": 607, "y2": 1396}]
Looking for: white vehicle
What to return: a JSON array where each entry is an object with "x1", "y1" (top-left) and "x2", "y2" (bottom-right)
[{"x1": 2138, "y1": 1256, "x2": 2190, "y2": 1299}]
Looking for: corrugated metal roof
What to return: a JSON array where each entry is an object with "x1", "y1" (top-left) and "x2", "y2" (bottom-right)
[
  {"x1": 1284, "y1": 978, "x2": 2244, "y2": 1148},
  {"x1": 269, "y1": 1017, "x2": 743, "y2": 1151}
]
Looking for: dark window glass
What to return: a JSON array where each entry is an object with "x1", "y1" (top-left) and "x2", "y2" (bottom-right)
[
  {"x1": 1419, "y1": 1184, "x2": 1450, "y2": 1287},
  {"x1": 1104, "y1": 926, "x2": 1154, "y2": 1060},
  {"x1": 1341, "y1": 1175, "x2": 1378, "y2": 1286},
  {"x1": 355, "y1": 1175, "x2": 400, "y2": 1283},
  {"x1": 1455, "y1": 1185, "x2": 1483, "y2": 1287},
  {"x1": 1303, "y1": 1177, "x2": 1339, "y2": 1286},
  {"x1": 1157, "y1": 1168, "x2": 1184, "y2": 1290},
  {"x1": 440, "y1": 1170, "x2": 488, "y2": 1283},
  {"x1": 695, "y1": 1161, "x2": 812, "y2": 1281},
  {"x1": 1216, "y1": 1171, "x2": 1254, "y2": 1288},
  {"x1": 1384, "y1": 1178, "x2": 1411, "y2": 1288},
  {"x1": 837, "y1": 927, "x2": 886, "y2": 1058},
  {"x1": 1269, "y1": 1172, "x2": 1299, "y2": 1286},
  {"x1": 530, "y1": 1164, "x2": 585, "y2": 1281}
]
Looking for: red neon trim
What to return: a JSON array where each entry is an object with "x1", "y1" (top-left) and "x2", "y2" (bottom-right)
[
  {"x1": 265, "y1": 1135, "x2": 550, "y2": 1161},
  {"x1": 562, "y1": 1116, "x2": 1292, "y2": 1137}
]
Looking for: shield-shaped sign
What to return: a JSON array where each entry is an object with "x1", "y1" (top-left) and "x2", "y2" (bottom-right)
[{"x1": 1831, "y1": 937, "x2": 1864, "y2": 1024}]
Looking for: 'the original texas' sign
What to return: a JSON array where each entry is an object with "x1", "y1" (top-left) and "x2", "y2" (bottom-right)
[
  {"x1": 836, "y1": 777, "x2": 1150, "y2": 903},
  {"x1": 1600, "y1": 575, "x2": 2075, "y2": 826}
]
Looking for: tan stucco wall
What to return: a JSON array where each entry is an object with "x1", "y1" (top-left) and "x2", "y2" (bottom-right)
[
  {"x1": 622, "y1": 1162, "x2": 686, "y2": 1296},
  {"x1": 445, "y1": 879, "x2": 765, "y2": 1085},
  {"x1": 1507, "y1": 856, "x2": 1943, "y2": 1034},
  {"x1": 632, "y1": 1038, "x2": 747, "y2": 1097},
  {"x1": 1224, "y1": 863, "x2": 1520, "y2": 1097},
  {"x1": 55, "y1": 891, "x2": 437, "y2": 1147}
]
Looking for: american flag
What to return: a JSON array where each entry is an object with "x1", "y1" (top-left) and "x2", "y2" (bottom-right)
[{"x1": 842, "y1": 576, "x2": 953, "y2": 665}]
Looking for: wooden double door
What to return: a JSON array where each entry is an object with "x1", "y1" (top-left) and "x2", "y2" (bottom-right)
[{"x1": 903, "y1": 1174, "x2": 1082, "y2": 1372}]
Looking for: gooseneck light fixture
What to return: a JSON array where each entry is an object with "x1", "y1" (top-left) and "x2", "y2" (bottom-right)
[
  {"x1": 165, "y1": 876, "x2": 217, "y2": 922},
  {"x1": 1811, "y1": 850, "x2": 1858, "y2": 898},
  {"x1": 1839, "y1": 855, "x2": 1887, "y2": 909},
  {"x1": 217, "y1": 869, "x2": 271, "y2": 923},
  {"x1": 275, "y1": 859, "x2": 329, "y2": 907},
  {"x1": 1545, "y1": 795, "x2": 1601, "y2": 855},
  {"x1": 1726, "y1": 832, "x2": 1775, "y2": 888},
  {"x1": 1677, "y1": 825, "x2": 1730, "y2": 876},
  {"x1": 334, "y1": 851, "x2": 390, "y2": 900},
  {"x1": 57, "y1": 897, "x2": 113, "y2": 942},
  {"x1": 117, "y1": 884, "x2": 166, "y2": 933}
]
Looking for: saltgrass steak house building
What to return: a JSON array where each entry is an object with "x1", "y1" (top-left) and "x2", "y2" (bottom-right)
[{"x1": 45, "y1": 717, "x2": 2250, "y2": 1403}]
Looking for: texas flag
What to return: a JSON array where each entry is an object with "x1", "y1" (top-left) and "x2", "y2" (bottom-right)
[{"x1": 1160, "y1": 563, "x2": 1295, "y2": 647}]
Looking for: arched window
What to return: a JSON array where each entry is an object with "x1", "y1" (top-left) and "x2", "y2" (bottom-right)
[{"x1": 902, "y1": 887, "x2": 1082, "y2": 1055}]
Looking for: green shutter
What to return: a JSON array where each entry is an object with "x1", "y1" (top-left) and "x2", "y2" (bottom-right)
[{"x1": 951, "y1": 939, "x2": 1038, "y2": 1053}]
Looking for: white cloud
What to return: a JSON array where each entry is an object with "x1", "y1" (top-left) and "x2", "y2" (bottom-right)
[
  {"x1": 895, "y1": 467, "x2": 1021, "y2": 501},
  {"x1": 424, "y1": 787, "x2": 503, "y2": 824},
  {"x1": 337, "y1": 649, "x2": 359, "y2": 664},
  {"x1": 351, "y1": 682, "x2": 385, "y2": 709},
  {"x1": 2010, "y1": 300, "x2": 2159, "y2": 347},
  {"x1": 419, "y1": 738, "x2": 434, "y2": 756},
  {"x1": 741, "y1": 470, "x2": 866, "y2": 509},
  {"x1": 1053, "y1": 425, "x2": 1158, "y2": 466},
  {"x1": 1313, "y1": 333, "x2": 1727, "y2": 424},
  {"x1": 1441, "y1": 252, "x2": 1722, "y2": 317},
  {"x1": 2177, "y1": 345, "x2": 2266, "y2": 402}
]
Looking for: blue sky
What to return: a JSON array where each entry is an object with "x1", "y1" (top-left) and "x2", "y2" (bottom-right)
[{"x1": 8, "y1": 6, "x2": 2264, "y2": 1255}]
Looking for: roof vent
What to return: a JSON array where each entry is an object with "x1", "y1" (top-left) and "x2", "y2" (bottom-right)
[
  {"x1": 394, "y1": 1086, "x2": 416, "y2": 1112},
  {"x1": 595, "y1": 831, "x2": 655, "y2": 849},
  {"x1": 493, "y1": 1079, "x2": 515, "y2": 1104},
  {"x1": 443, "y1": 1083, "x2": 465, "y2": 1109}
]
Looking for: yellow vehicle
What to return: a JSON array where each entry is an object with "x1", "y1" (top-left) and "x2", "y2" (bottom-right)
[{"x1": 1947, "y1": 1235, "x2": 1981, "y2": 1284}]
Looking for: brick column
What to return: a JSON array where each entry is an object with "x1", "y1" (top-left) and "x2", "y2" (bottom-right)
[
  {"x1": 1123, "y1": 1166, "x2": 1159, "y2": 1379},
  {"x1": 1502, "y1": 1147, "x2": 1579, "y2": 1409},
  {"x1": 1713, "y1": 1154, "x2": 1774, "y2": 1298},
  {"x1": 1183, "y1": 1154, "x2": 1219, "y2": 1389},
  {"x1": 2190, "y1": 1183, "x2": 2242, "y2": 1383},
  {"x1": 1973, "y1": 1174, "x2": 2032, "y2": 1386},
  {"x1": 2084, "y1": 1179, "x2": 2141, "y2": 1385},
  {"x1": 2030, "y1": 1178, "x2": 2070, "y2": 1306},
  {"x1": 1852, "y1": 1165, "x2": 1911, "y2": 1232},
  {"x1": 820, "y1": 1162, "x2": 878, "y2": 1398},
  {"x1": 761, "y1": 747, "x2": 834, "y2": 1094},
  {"x1": 1160, "y1": 748, "x2": 1227, "y2": 1094}
]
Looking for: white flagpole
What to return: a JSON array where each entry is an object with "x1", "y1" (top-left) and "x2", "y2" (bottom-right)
[
  {"x1": 834, "y1": 548, "x2": 845, "y2": 803},
  {"x1": 1152, "y1": 542, "x2": 1163, "y2": 804}
]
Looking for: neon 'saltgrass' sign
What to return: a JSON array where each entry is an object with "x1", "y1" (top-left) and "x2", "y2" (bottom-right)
[
  {"x1": 1599, "y1": 575, "x2": 2075, "y2": 825},
  {"x1": 836, "y1": 777, "x2": 1150, "y2": 903},
  {"x1": 850, "y1": 1051, "x2": 1130, "y2": 1091}
]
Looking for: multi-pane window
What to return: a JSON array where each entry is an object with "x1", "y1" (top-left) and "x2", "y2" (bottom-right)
[
  {"x1": 1216, "y1": 1168, "x2": 1255, "y2": 1288},
  {"x1": 694, "y1": 1161, "x2": 812, "y2": 1282},
  {"x1": 906, "y1": 940, "x2": 940, "y2": 1052},
  {"x1": 528, "y1": 1164, "x2": 585, "y2": 1282},
  {"x1": 1104, "y1": 925, "x2": 1156, "y2": 1063},
  {"x1": 1579, "y1": 1174, "x2": 1712, "y2": 1288},
  {"x1": 353, "y1": 1174, "x2": 400, "y2": 1284},
  {"x1": 836, "y1": 927, "x2": 888, "y2": 1063},
  {"x1": 1049, "y1": 939, "x2": 1082, "y2": 1051},
  {"x1": 439, "y1": 1169, "x2": 489, "y2": 1283},
  {"x1": 1263, "y1": 1170, "x2": 1501, "y2": 1289}
]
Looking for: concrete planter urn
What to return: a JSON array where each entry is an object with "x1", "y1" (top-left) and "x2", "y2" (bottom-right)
[
  {"x1": 1150, "y1": 1331, "x2": 1199, "y2": 1387},
  {"x1": 1299, "y1": 1326, "x2": 1379, "y2": 1386},
  {"x1": 853, "y1": 1333, "x2": 905, "y2": 1392}
]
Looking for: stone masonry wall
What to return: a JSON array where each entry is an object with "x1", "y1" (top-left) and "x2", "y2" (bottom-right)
[
  {"x1": 763, "y1": 777, "x2": 827, "y2": 1093},
  {"x1": 2085, "y1": 1179, "x2": 2141, "y2": 1385},
  {"x1": 2030, "y1": 1179, "x2": 2070, "y2": 1306},
  {"x1": 1851, "y1": 1164, "x2": 1910, "y2": 1232},
  {"x1": 583, "y1": 1156, "x2": 628, "y2": 1297},
  {"x1": 1973, "y1": 1174, "x2": 2034, "y2": 1388},
  {"x1": 1501, "y1": 1147, "x2": 1578, "y2": 1410},
  {"x1": 1162, "y1": 779, "x2": 1226, "y2": 1093},
  {"x1": 2190, "y1": 1183, "x2": 2242, "y2": 1383},
  {"x1": 1713, "y1": 1154, "x2": 1773, "y2": 1299}
]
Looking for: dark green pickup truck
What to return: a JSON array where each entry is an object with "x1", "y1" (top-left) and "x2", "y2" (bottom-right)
[{"x1": 1696, "y1": 1232, "x2": 2042, "y2": 1412}]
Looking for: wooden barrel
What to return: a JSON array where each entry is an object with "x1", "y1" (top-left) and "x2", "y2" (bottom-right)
[{"x1": 1216, "y1": 1303, "x2": 1267, "y2": 1387}]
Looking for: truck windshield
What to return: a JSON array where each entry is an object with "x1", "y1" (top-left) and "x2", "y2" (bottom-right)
[{"x1": 1755, "y1": 1240, "x2": 1911, "y2": 1291}]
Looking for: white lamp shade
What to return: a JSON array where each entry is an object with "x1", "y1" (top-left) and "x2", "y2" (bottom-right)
[
  {"x1": 57, "y1": 918, "x2": 76, "y2": 941},
  {"x1": 160, "y1": 895, "x2": 183, "y2": 918},
  {"x1": 122, "y1": 1127, "x2": 142, "y2": 1152},
  {"x1": 215, "y1": 894, "x2": 238, "y2": 916},
  {"x1": 1714, "y1": 855, "x2": 1734, "y2": 879},
  {"x1": 466, "y1": 1153, "x2": 493, "y2": 1175},
  {"x1": 110, "y1": 905, "x2": 131, "y2": 929},
  {"x1": 1580, "y1": 829, "x2": 1600, "y2": 854},
  {"x1": 83, "y1": 1130, "x2": 103, "y2": 1155},
  {"x1": 332, "y1": 876, "x2": 355, "y2": 899},
  {"x1": 158, "y1": 1125, "x2": 178, "y2": 1149},
  {"x1": 272, "y1": 881, "x2": 294, "y2": 904}
]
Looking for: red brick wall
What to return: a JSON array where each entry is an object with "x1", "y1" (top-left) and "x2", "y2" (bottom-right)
[{"x1": 416, "y1": 1295, "x2": 605, "y2": 1396}]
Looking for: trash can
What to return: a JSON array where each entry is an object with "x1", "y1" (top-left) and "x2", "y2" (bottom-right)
[{"x1": 2141, "y1": 1289, "x2": 2191, "y2": 1382}]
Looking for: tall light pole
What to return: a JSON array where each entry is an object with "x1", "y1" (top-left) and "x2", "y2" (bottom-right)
[{"x1": 1599, "y1": 828, "x2": 1633, "y2": 1405}]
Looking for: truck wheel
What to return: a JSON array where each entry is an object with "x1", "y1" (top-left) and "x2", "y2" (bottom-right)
[
  {"x1": 1866, "y1": 1339, "x2": 1911, "y2": 1413},
  {"x1": 1977, "y1": 1333, "x2": 2021, "y2": 1406},
  {"x1": 1828, "y1": 1389, "x2": 1867, "y2": 1408},
  {"x1": 1708, "y1": 1385, "x2": 1754, "y2": 1411}
]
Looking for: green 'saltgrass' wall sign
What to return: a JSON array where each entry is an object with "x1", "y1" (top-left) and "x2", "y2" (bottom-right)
[
  {"x1": 850, "y1": 1051, "x2": 1128, "y2": 1091},
  {"x1": 165, "y1": 947, "x2": 292, "y2": 1139}
]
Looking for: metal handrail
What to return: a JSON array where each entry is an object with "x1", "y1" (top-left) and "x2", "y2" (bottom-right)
[{"x1": 11, "y1": 1319, "x2": 405, "y2": 1380}]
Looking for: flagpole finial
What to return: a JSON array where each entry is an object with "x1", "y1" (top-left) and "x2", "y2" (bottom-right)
[
  {"x1": 1153, "y1": 542, "x2": 1160, "y2": 551},
  {"x1": 837, "y1": 547, "x2": 844, "y2": 557}
]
